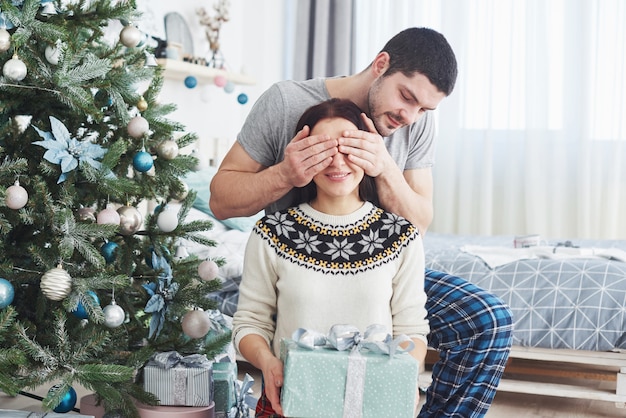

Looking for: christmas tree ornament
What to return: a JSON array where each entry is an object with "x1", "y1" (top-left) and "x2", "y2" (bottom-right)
[
  {"x1": 144, "y1": 51, "x2": 158, "y2": 67},
  {"x1": 117, "y1": 205, "x2": 143, "y2": 235},
  {"x1": 5, "y1": 179, "x2": 29, "y2": 209},
  {"x1": 101, "y1": 240, "x2": 119, "y2": 264},
  {"x1": 237, "y1": 93, "x2": 249, "y2": 105},
  {"x1": 132, "y1": 150, "x2": 154, "y2": 172},
  {"x1": 72, "y1": 290, "x2": 100, "y2": 319},
  {"x1": 3, "y1": 53, "x2": 27, "y2": 81},
  {"x1": 171, "y1": 181, "x2": 189, "y2": 201},
  {"x1": 156, "y1": 205, "x2": 178, "y2": 232},
  {"x1": 213, "y1": 74, "x2": 227, "y2": 87},
  {"x1": 184, "y1": 75, "x2": 198, "y2": 89},
  {"x1": 174, "y1": 244, "x2": 189, "y2": 260},
  {"x1": 181, "y1": 309, "x2": 211, "y2": 339},
  {"x1": 48, "y1": 385, "x2": 77, "y2": 413},
  {"x1": 156, "y1": 139, "x2": 179, "y2": 160},
  {"x1": 103, "y1": 300, "x2": 125, "y2": 328},
  {"x1": 0, "y1": 28, "x2": 10, "y2": 53},
  {"x1": 197, "y1": 260, "x2": 219, "y2": 281},
  {"x1": 40, "y1": 265, "x2": 72, "y2": 301},
  {"x1": 127, "y1": 115, "x2": 149, "y2": 138},
  {"x1": 94, "y1": 89, "x2": 112, "y2": 107},
  {"x1": 13, "y1": 115, "x2": 32, "y2": 133},
  {"x1": 223, "y1": 81, "x2": 235, "y2": 93},
  {"x1": 33, "y1": 116, "x2": 107, "y2": 183},
  {"x1": 119, "y1": 25, "x2": 142, "y2": 48},
  {"x1": 0, "y1": 278, "x2": 15, "y2": 309},
  {"x1": 44, "y1": 43, "x2": 61, "y2": 65},
  {"x1": 96, "y1": 205, "x2": 121, "y2": 225},
  {"x1": 40, "y1": 0, "x2": 57, "y2": 16},
  {"x1": 76, "y1": 206, "x2": 96, "y2": 222},
  {"x1": 137, "y1": 96, "x2": 148, "y2": 111}
]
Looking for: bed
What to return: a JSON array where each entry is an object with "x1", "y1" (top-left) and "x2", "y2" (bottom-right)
[{"x1": 180, "y1": 166, "x2": 626, "y2": 406}]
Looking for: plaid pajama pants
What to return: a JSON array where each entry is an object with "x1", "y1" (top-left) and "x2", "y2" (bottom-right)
[{"x1": 254, "y1": 269, "x2": 514, "y2": 418}]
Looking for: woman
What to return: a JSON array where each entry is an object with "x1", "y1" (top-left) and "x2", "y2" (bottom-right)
[{"x1": 232, "y1": 98, "x2": 429, "y2": 417}]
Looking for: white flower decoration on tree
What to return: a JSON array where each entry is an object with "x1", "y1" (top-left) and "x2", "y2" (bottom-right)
[{"x1": 33, "y1": 116, "x2": 107, "y2": 183}]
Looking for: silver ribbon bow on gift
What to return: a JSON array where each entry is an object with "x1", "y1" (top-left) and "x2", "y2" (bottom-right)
[
  {"x1": 226, "y1": 373, "x2": 255, "y2": 418},
  {"x1": 293, "y1": 324, "x2": 415, "y2": 356},
  {"x1": 147, "y1": 351, "x2": 212, "y2": 369},
  {"x1": 291, "y1": 325, "x2": 415, "y2": 418}
]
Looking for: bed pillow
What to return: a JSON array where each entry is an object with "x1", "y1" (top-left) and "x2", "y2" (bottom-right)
[{"x1": 183, "y1": 167, "x2": 263, "y2": 232}]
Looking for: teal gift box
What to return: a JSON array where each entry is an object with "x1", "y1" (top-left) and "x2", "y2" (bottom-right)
[
  {"x1": 213, "y1": 361, "x2": 238, "y2": 415},
  {"x1": 280, "y1": 325, "x2": 419, "y2": 418}
]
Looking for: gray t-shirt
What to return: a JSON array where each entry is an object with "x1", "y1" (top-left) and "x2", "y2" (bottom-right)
[{"x1": 238, "y1": 78, "x2": 437, "y2": 214}]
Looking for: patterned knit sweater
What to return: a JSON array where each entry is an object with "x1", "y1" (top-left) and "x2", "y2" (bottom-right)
[{"x1": 232, "y1": 202, "x2": 429, "y2": 357}]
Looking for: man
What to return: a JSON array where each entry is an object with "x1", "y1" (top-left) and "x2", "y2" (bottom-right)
[{"x1": 210, "y1": 27, "x2": 514, "y2": 417}]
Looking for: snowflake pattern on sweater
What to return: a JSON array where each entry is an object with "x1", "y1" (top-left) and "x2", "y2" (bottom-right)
[{"x1": 254, "y1": 204, "x2": 418, "y2": 275}]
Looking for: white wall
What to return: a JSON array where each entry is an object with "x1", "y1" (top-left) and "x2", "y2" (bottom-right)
[{"x1": 135, "y1": 0, "x2": 287, "y2": 167}]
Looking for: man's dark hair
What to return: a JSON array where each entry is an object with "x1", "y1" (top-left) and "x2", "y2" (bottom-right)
[
  {"x1": 381, "y1": 27, "x2": 458, "y2": 96},
  {"x1": 293, "y1": 98, "x2": 379, "y2": 206}
]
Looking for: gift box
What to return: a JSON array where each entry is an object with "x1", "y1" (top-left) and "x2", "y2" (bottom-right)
[
  {"x1": 80, "y1": 394, "x2": 215, "y2": 418},
  {"x1": 212, "y1": 361, "x2": 238, "y2": 416},
  {"x1": 280, "y1": 325, "x2": 419, "y2": 418},
  {"x1": 143, "y1": 351, "x2": 213, "y2": 407}
]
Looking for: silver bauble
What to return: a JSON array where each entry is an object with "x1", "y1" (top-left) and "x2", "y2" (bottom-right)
[
  {"x1": 181, "y1": 309, "x2": 211, "y2": 339},
  {"x1": 171, "y1": 181, "x2": 189, "y2": 201},
  {"x1": 76, "y1": 207, "x2": 96, "y2": 222},
  {"x1": 41, "y1": 266, "x2": 72, "y2": 301},
  {"x1": 156, "y1": 140, "x2": 179, "y2": 160},
  {"x1": 45, "y1": 44, "x2": 60, "y2": 65},
  {"x1": 117, "y1": 205, "x2": 143, "y2": 235},
  {"x1": 103, "y1": 301, "x2": 126, "y2": 328},
  {"x1": 5, "y1": 181, "x2": 28, "y2": 210},
  {"x1": 0, "y1": 28, "x2": 10, "y2": 53},
  {"x1": 119, "y1": 25, "x2": 142, "y2": 48},
  {"x1": 3, "y1": 55, "x2": 27, "y2": 81},
  {"x1": 127, "y1": 116, "x2": 149, "y2": 138}
]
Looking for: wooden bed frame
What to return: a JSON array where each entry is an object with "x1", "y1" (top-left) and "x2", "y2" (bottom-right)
[{"x1": 424, "y1": 347, "x2": 626, "y2": 407}]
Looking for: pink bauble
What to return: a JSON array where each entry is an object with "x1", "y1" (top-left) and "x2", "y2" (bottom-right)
[
  {"x1": 127, "y1": 116, "x2": 149, "y2": 138},
  {"x1": 181, "y1": 310, "x2": 211, "y2": 339},
  {"x1": 97, "y1": 207, "x2": 121, "y2": 225},
  {"x1": 197, "y1": 260, "x2": 219, "y2": 281},
  {"x1": 5, "y1": 183, "x2": 28, "y2": 209},
  {"x1": 213, "y1": 75, "x2": 227, "y2": 87}
]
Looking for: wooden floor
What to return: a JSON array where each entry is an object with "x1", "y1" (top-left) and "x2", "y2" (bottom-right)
[{"x1": 2, "y1": 362, "x2": 625, "y2": 417}]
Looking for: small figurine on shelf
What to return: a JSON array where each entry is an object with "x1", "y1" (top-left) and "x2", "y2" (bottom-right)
[{"x1": 197, "y1": 0, "x2": 230, "y2": 69}]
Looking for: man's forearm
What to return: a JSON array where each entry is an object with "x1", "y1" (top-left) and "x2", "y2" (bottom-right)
[
  {"x1": 209, "y1": 165, "x2": 292, "y2": 219},
  {"x1": 375, "y1": 168, "x2": 434, "y2": 234}
]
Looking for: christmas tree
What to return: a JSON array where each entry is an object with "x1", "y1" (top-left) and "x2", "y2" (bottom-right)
[{"x1": 0, "y1": 0, "x2": 229, "y2": 416}]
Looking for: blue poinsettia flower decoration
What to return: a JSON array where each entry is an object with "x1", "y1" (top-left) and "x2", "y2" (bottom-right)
[
  {"x1": 33, "y1": 116, "x2": 107, "y2": 183},
  {"x1": 142, "y1": 252, "x2": 179, "y2": 339}
]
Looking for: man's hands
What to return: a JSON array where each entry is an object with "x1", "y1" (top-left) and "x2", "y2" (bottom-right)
[
  {"x1": 337, "y1": 113, "x2": 395, "y2": 178},
  {"x1": 279, "y1": 125, "x2": 339, "y2": 188}
]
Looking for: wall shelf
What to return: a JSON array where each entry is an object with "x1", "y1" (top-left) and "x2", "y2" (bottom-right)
[{"x1": 156, "y1": 58, "x2": 256, "y2": 86}]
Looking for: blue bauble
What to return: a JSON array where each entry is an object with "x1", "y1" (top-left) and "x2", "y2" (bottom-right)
[
  {"x1": 237, "y1": 93, "x2": 248, "y2": 105},
  {"x1": 184, "y1": 75, "x2": 197, "y2": 89},
  {"x1": 49, "y1": 385, "x2": 77, "y2": 413},
  {"x1": 0, "y1": 278, "x2": 15, "y2": 309},
  {"x1": 223, "y1": 81, "x2": 235, "y2": 93},
  {"x1": 132, "y1": 151, "x2": 153, "y2": 172},
  {"x1": 100, "y1": 241, "x2": 119, "y2": 264},
  {"x1": 72, "y1": 290, "x2": 100, "y2": 319}
]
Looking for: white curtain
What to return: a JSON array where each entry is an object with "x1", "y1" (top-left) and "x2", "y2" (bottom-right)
[{"x1": 353, "y1": 0, "x2": 626, "y2": 240}]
